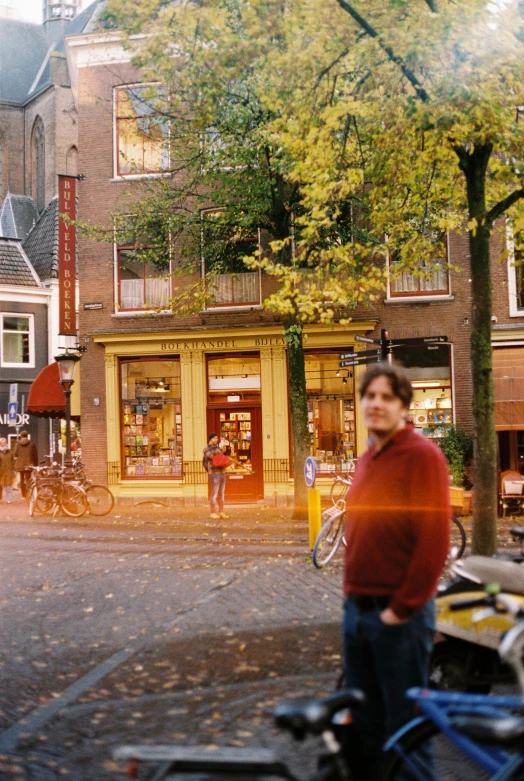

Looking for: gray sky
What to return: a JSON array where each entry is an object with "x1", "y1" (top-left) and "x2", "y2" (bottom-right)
[{"x1": 15, "y1": 0, "x2": 84, "y2": 24}]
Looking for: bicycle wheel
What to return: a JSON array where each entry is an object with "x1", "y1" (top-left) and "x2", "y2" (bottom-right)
[
  {"x1": 85, "y1": 485, "x2": 114, "y2": 516},
  {"x1": 29, "y1": 483, "x2": 55, "y2": 516},
  {"x1": 313, "y1": 514, "x2": 345, "y2": 568},
  {"x1": 59, "y1": 483, "x2": 87, "y2": 517},
  {"x1": 330, "y1": 477, "x2": 351, "y2": 504},
  {"x1": 381, "y1": 717, "x2": 495, "y2": 781},
  {"x1": 452, "y1": 515, "x2": 466, "y2": 559}
]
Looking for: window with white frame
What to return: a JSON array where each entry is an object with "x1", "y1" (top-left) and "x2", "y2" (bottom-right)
[
  {"x1": 507, "y1": 226, "x2": 524, "y2": 316},
  {"x1": 388, "y1": 236, "x2": 450, "y2": 298},
  {"x1": 1, "y1": 314, "x2": 34, "y2": 366},
  {"x1": 116, "y1": 220, "x2": 170, "y2": 311},
  {"x1": 202, "y1": 209, "x2": 261, "y2": 308},
  {"x1": 114, "y1": 85, "x2": 169, "y2": 177}
]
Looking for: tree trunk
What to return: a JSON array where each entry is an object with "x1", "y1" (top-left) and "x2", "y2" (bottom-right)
[
  {"x1": 461, "y1": 145, "x2": 498, "y2": 555},
  {"x1": 285, "y1": 323, "x2": 310, "y2": 519}
]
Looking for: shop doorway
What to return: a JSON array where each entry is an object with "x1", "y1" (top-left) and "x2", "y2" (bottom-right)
[{"x1": 208, "y1": 407, "x2": 263, "y2": 502}]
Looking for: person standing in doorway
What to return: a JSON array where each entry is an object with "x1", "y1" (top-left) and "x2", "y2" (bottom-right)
[
  {"x1": 342, "y1": 362, "x2": 450, "y2": 780},
  {"x1": 14, "y1": 431, "x2": 38, "y2": 499},
  {"x1": 0, "y1": 437, "x2": 14, "y2": 503},
  {"x1": 202, "y1": 433, "x2": 229, "y2": 520}
]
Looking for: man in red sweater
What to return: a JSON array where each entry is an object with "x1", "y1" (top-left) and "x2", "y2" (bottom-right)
[{"x1": 343, "y1": 362, "x2": 450, "y2": 780}]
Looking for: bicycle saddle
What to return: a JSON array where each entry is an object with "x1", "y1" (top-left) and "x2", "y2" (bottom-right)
[
  {"x1": 510, "y1": 527, "x2": 524, "y2": 541},
  {"x1": 274, "y1": 689, "x2": 365, "y2": 740},
  {"x1": 450, "y1": 714, "x2": 524, "y2": 747}
]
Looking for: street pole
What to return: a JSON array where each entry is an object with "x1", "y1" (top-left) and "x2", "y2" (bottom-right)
[
  {"x1": 54, "y1": 350, "x2": 80, "y2": 478},
  {"x1": 63, "y1": 383, "x2": 72, "y2": 472}
]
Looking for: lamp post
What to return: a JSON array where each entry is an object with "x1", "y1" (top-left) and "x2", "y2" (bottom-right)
[{"x1": 55, "y1": 349, "x2": 81, "y2": 474}]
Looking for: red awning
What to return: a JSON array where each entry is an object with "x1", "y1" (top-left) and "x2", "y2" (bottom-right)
[{"x1": 27, "y1": 361, "x2": 67, "y2": 418}]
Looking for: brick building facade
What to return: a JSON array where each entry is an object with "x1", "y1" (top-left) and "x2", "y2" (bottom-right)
[
  {"x1": 65, "y1": 18, "x2": 521, "y2": 505},
  {"x1": 0, "y1": 2, "x2": 102, "y2": 460}
]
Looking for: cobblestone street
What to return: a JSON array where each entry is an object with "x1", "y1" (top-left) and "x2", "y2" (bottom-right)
[{"x1": 0, "y1": 506, "x2": 343, "y2": 780}]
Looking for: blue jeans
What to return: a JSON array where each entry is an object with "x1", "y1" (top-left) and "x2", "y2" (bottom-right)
[
  {"x1": 343, "y1": 597, "x2": 435, "y2": 780},
  {"x1": 209, "y1": 472, "x2": 226, "y2": 513}
]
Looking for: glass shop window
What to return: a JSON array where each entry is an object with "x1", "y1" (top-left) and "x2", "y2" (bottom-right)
[
  {"x1": 394, "y1": 344, "x2": 453, "y2": 439},
  {"x1": 305, "y1": 351, "x2": 355, "y2": 473},
  {"x1": 121, "y1": 359, "x2": 182, "y2": 478}
]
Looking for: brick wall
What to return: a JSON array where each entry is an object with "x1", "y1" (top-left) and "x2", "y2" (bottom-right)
[
  {"x1": 0, "y1": 105, "x2": 25, "y2": 200},
  {"x1": 79, "y1": 58, "x2": 516, "y2": 483}
]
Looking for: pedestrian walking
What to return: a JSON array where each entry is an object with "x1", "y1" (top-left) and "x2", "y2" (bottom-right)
[
  {"x1": 0, "y1": 437, "x2": 14, "y2": 503},
  {"x1": 13, "y1": 431, "x2": 38, "y2": 499},
  {"x1": 342, "y1": 362, "x2": 450, "y2": 781},
  {"x1": 202, "y1": 432, "x2": 231, "y2": 520}
]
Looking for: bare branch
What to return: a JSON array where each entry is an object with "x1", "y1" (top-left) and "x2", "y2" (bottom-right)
[
  {"x1": 486, "y1": 187, "x2": 524, "y2": 225},
  {"x1": 335, "y1": 0, "x2": 431, "y2": 103}
]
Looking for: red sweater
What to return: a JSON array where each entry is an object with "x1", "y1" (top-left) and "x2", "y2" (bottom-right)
[{"x1": 343, "y1": 426, "x2": 451, "y2": 619}]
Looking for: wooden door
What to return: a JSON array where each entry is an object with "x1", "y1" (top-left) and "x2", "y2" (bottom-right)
[{"x1": 208, "y1": 407, "x2": 263, "y2": 502}]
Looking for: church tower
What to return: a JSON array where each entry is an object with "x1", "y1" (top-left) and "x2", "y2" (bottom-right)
[{"x1": 43, "y1": 0, "x2": 80, "y2": 41}]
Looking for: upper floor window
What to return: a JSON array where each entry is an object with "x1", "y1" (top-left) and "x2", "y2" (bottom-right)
[
  {"x1": 387, "y1": 235, "x2": 450, "y2": 299},
  {"x1": 1, "y1": 314, "x2": 34, "y2": 367},
  {"x1": 114, "y1": 85, "x2": 169, "y2": 177},
  {"x1": 202, "y1": 209, "x2": 261, "y2": 308},
  {"x1": 33, "y1": 118, "x2": 45, "y2": 212},
  {"x1": 507, "y1": 226, "x2": 524, "y2": 316},
  {"x1": 116, "y1": 221, "x2": 170, "y2": 312}
]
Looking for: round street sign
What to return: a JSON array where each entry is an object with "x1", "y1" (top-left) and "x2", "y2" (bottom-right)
[{"x1": 304, "y1": 456, "x2": 317, "y2": 488}]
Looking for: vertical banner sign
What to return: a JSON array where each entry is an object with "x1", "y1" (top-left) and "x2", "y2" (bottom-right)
[{"x1": 58, "y1": 175, "x2": 77, "y2": 335}]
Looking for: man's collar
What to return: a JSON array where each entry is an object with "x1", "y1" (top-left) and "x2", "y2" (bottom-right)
[{"x1": 369, "y1": 423, "x2": 413, "y2": 458}]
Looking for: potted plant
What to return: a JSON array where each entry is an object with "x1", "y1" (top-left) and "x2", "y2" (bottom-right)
[{"x1": 437, "y1": 425, "x2": 474, "y2": 515}]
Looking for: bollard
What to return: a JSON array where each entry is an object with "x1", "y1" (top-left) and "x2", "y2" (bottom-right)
[{"x1": 308, "y1": 487, "x2": 322, "y2": 550}]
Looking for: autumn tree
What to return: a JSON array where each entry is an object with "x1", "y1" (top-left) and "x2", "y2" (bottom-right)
[
  {"x1": 259, "y1": 0, "x2": 524, "y2": 553},
  {"x1": 99, "y1": 0, "x2": 385, "y2": 517}
]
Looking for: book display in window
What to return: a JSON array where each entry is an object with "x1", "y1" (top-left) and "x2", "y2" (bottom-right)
[
  {"x1": 308, "y1": 399, "x2": 355, "y2": 470},
  {"x1": 219, "y1": 412, "x2": 252, "y2": 473},
  {"x1": 121, "y1": 400, "x2": 183, "y2": 477},
  {"x1": 408, "y1": 386, "x2": 453, "y2": 439}
]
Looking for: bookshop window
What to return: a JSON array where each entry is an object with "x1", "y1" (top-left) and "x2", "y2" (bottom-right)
[
  {"x1": 394, "y1": 344, "x2": 453, "y2": 440},
  {"x1": 121, "y1": 359, "x2": 182, "y2": 478},
  {"x1": 305, "y1": 351, "x2": 355, "y2": 472}
]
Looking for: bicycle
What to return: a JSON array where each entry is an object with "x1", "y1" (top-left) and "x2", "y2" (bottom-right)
[
  {"x1": 313, "y1": 504, "x2": 466, "y2": 572},
  {"x1": 380, "y1": 558, "x2": 524, "y2": 780},
  {"x1": 72, "y1": 459, "x2": 114, "y2": 516},
  {"x1": 114, "y1": 688, "x2": 365, "y2": 781},
  {"x1": 312, "y1": 500, "x2": 347, "y2": 568},
  {"x1": 329, "y1": 464, "x2": 357, "y2": 504},
  {"x1": 27, "y1": 464, "x2": 88, "y2": 518}
]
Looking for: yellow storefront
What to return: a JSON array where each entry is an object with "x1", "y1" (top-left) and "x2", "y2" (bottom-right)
[{"x1": 94, "y1": 321, "x2": 376, "y2": 504}]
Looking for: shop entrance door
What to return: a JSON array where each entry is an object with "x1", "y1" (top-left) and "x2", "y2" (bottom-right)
[{"x1": 208, "y1": 408, "x2": 263, "y2": 502}]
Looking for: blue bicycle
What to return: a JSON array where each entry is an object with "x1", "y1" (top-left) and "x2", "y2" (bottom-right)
[{"x1": 381, "y1": 558, "x2": 524, "y2": 781}]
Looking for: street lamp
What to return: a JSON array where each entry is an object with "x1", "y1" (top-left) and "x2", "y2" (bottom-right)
[{"x1": 55, "y1": 349, "x2": 81, "y2": 473}]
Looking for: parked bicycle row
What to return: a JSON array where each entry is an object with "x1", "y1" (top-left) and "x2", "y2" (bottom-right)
[{"x1": 26, "y1": 458, "x2": 114, "y2": 517}]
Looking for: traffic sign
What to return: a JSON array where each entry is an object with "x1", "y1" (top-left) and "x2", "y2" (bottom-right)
[
  {"x1": 9, "y1": 383, "x2": 17, "y2": 403},
  {"x1": 355, "y1": 335, "x2": 381, "y2": 345},
  {"x1": 304, "y1": 456, "x2": 317, "y2": 488},
  {"x1": 340, "y1": 356, "x2": 382, "y2": 367},
  {"x1": 7, "y1": 401, "x2": 18, "y2": 426},
  {"x1": 388, "y1": 335, "x2": 448, "y2": 346},
  {"x1": 339, "y1": 349, "x2": 381, "y2": 360}
]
